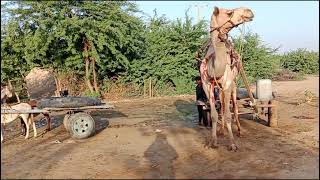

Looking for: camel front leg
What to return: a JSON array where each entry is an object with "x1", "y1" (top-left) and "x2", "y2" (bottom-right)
[
  {"x1": 223, "y1": 88, "x2": 238, "y2": 151},
  {"x1": 218, "y1": 89, "x2": 225, "y2": 136},
  {"x1": 202, "y1": 82, "x2": 219, "y2": 148},
  {"x1": 22, "y1": 117, "x2": 30, "y2": 139},
  {"x1": 232, "y1": 83, "x2": 241, "y2": 137}
]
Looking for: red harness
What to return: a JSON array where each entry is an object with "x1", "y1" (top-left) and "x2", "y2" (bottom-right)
[{"x1": 200, "y1": 58, "x2": 223, "y2": 103}]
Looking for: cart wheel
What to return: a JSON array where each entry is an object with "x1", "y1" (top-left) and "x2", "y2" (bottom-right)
[
  {"x1": 63, "y1": 114, "x2": 71, "y2": 132},
  {"x1": 68, "y1": 112, "x2": 95, "y2": 139}
]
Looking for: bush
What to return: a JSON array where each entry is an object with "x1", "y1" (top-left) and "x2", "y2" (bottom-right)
[
  {"x1": 281, "y1": 49, "x2": 319, "y2": 74},
  {"x1": 232, "y1": 32, "x2": 281, "y2": 86},
  {"x1": 272, "y1": 69, "x2": 305, "y2": 81},
  {"x1": 82, "y1": 90, "x2": 101, "y2": 98}
]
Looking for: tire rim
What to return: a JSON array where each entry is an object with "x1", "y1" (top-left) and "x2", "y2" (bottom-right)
[{"x1": 72, "y1": 118, "x2": 90, "y2": 135}]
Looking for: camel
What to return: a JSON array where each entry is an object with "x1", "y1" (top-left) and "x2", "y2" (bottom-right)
[
  {"x1": 1, "y1": 82, "x2": 37, "y2": 142},
  {"x1": 200, "y1": 6, "x2": 254, "y2": 151},
  {"x1": 1, "y1": 103, "x2": 37, "y2": 143},
  {"x1": 196, "y1": 39, "x2": 241, "y2": 137}
]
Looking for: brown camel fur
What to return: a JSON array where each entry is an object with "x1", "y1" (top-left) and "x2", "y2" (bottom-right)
[{"x1": 200, "y1": 6, "x2": 254, "y2": 151}]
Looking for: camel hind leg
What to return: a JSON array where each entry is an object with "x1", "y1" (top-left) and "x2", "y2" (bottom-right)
[
  {"x1": 30, "y1": 114, "x2": 37, "y2": 138},
  {"x1": 1, "y1": 124, "x2": 3, "y2": 143}
]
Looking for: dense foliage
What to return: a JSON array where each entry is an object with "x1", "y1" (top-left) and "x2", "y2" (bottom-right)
[
  {"x1": 1, "y1": 2, "x2": 318, "y2": 98},
  {"x1": 232, "y1": 32, "x2": 281, "y2": 84},
  {"x1": 280, "y1": 49, "x2": 319, "y2": 74},
  {"x1": 127, "y1": 11, "x2": 208, "y2": 94},
  {"x1": 1, "y1": 1, "x2": 146, "y2": 83}
]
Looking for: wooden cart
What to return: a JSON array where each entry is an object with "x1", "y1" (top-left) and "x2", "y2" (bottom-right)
[{"x1": 1, "y1": 103, "x2": 114, "y2": 139}]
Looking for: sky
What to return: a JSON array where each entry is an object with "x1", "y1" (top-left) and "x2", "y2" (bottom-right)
[{"x1": 135, "y1": 1, "x2": 319, "y2": 53}]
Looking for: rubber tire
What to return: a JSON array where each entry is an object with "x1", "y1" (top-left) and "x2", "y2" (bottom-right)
[
  {"x1": 63, "y1": 114, "x2": 71, "y2": 132},
  {"x1": 68, "y1": 112, "x2": 95, "y2": 139},
  {"x1": 37, "y1": 96, "x2": 102, "y2": 108}
]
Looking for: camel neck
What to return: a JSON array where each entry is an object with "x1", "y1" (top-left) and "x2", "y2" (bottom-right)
[{"x1": 211, "y1": 31, "x2": 228, "y2": 48}]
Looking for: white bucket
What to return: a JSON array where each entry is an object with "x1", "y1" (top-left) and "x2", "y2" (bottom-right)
[{"x1": 256, "y1": 79, "x2": 273, "y2": 101}]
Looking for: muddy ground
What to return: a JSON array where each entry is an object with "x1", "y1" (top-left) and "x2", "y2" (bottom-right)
[{"x1": 1, "y1": 76, "x2": 319, "y2": 179}]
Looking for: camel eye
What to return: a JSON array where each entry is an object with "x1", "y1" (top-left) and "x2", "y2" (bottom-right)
[{"x1": 226, "y1": 10, "x2": 233, "y2": 16}]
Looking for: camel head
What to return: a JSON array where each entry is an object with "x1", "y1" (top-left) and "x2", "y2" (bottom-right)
[{"x1": 211, "y1": 6, "x2": 254, "y2": 36}]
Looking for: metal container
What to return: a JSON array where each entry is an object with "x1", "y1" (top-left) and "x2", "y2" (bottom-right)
[{"x1": 256, "y1": 79, "x2": 273, "y2": 101}]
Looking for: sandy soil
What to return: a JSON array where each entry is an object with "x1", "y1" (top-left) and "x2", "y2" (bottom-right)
[{"x1": 1, "y1": 76, "x2": 319, "y2": 179}]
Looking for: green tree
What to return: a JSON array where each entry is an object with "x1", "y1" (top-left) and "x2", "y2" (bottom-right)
[
  {"x1": 1, "y1": 1, "x2": 146, "y2": 94},
  {"x1": 128, "y1": 10, "x2": 208, "y2": 94}
]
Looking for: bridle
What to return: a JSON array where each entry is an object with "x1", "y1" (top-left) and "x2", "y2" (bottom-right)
[{"x1": 210, "y1": 10, "x2": 236, "y2": 33}]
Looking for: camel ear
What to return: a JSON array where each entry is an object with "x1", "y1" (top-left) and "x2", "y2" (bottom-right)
[{"x1": 213, "y1": 6, "x2": 219, "y2": 16}]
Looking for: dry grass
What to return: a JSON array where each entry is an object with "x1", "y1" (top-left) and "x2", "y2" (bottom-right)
[
  {"x1": 102, "y1": 82, "x2": 142, "y2": 101},
  {"x1": 290, "y1": 89, "x2": 318, "y2": 106},
  {"x1": 56, "y1": 72, "x2": 87, "y2": 96},
  {"x1": 272, "y1": 69, "x2": 304, "y2": 81}
]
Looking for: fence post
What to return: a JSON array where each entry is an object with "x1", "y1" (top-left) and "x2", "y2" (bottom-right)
[
  {"x1": 149, "y1": 77, "x2": 152, "y2": 97},
  {"x1": 268, "y1": 100, "x2": 278, "y2": 127},
  {"x1": 143, "y1": 79, "x2": 146, "y2": 97}
]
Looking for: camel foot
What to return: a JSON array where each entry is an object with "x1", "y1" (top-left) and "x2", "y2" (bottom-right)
[
  {"x1": 228, "y1": 144, "x2": 239, "y2": 151},
  {"x1": 204, "y1": 138, "x2": 218, "y2": 149},
  {"x1": 237, "y1": 131, "x2": 242, "y2": 137},
  {"x1": 21, "y1": 129, "x2": 26, "y2": 136},
  {"x1": 217, "y1": 127, "x2": 225, "y2": 136}
]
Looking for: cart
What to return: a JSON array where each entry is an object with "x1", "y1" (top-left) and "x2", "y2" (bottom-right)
[
  {"x1": 196, "y1": 88, "x2": 278, "y2": 128},
  {"x1": 1, "y1": 103, "x2": 114, "y2": 139}
]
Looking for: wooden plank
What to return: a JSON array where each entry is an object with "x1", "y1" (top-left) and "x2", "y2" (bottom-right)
[
  {"x1": 256, "y1": 104, "x2": 277, "y2": 108},
  {"x1": 1, "y1": 108, "x2": 48, "y2": 114},
  {"x1": 42, "y1": 104, "x2": 114, "y2": 111},
  {"x1": 1, "y1": 104, "x2": 114, "y2": 114},
  {"x1": 218, "y1": 112, "x2": 253, "y2": 116}
]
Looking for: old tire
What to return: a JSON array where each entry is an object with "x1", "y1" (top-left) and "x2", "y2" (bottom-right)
[
  {"x1": 37, "y1": 96, "x2": 102, "y2": 108},
  {"x1": 63, "y1": 114, "x2": 71, "y2": 132},
  {"x1": 68, "y1": 113, "x2": 95, "y2": 139}
]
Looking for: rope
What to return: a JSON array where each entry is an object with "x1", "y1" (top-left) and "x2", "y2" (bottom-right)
[
  {"x1": 237, "y1": 23, "x2": 259, "y2": 115},
  {"x1": 238, "y1": 23, "x2": 245, "y2": 62},
  {"x1": 235, "y1": 23, "x2": 245, "y2": 83}
]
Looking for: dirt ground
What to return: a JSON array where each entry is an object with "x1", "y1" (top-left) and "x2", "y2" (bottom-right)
[{"x1": 1, "y1": 76, "x2": 319, "y2": 179}]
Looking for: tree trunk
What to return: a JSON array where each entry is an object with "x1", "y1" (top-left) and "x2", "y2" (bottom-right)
[
  {"x1": 83, "y1": 37, "x2": 94, "y2": 93},
  {"x1": 85, "y1": 57, "x2": 94, "y2": 93},
  {"x1": 91, "y1": 57, "x2": 99, "y2": 93}
]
